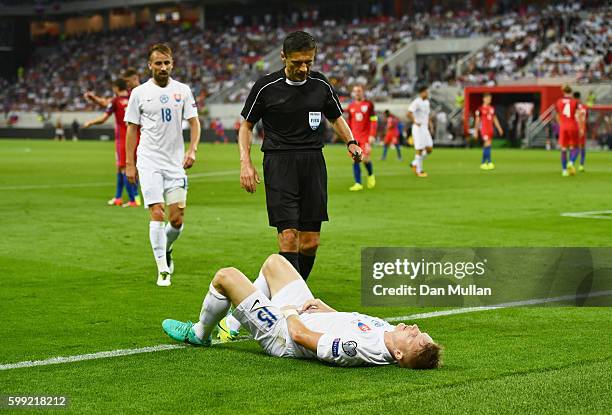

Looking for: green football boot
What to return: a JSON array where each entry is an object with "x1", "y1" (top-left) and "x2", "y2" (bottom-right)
[{"x1": 162, "y1": 319, "x2": 211, "y2": 346}]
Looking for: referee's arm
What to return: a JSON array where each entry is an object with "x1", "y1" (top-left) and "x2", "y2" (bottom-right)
[
  {"x1": 238, "y1": 119, "x2": 261, "y2": 193},
  {"x1": 329, "y1": 116, "x2": 362, "y2": 162}
]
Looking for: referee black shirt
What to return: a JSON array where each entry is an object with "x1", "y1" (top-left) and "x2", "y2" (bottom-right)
[{"x1": 241, "y1": 69, "x2": 343, "y2": 152}]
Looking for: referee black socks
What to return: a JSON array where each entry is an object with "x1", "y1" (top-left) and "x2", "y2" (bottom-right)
[
  {"x1": 279, "y1": 252, "x2": 300, "y2": 275},
  {"x1": 298, "y1": 253, "x2": 315, "y2": 281}
]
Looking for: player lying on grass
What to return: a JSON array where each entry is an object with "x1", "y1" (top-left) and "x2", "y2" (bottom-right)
[{"x1": 162, "y1": 254, "x2": 442, "y2": 369}]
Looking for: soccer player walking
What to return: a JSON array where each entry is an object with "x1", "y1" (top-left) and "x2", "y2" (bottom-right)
[
  {"x1": 84, "y1": 68, "x2": 143, "y2": 206},
  {"x1": 555, "y1": 85, "x2": 581, "y2": 177},
  {"x1": 381, "y1": 110, "x2": 402, "y2": 161},
  {"x1": 408, "y1": 86, "x2": 433, "y2": 177},
  {"x1": 238, "y1": 31, "x2": 362, "y2": 281},
  {"x1": 573, "y1": 91, "x2": 588, "y2": 172},
  {"x1": 346, "y1": 84, "x2": 377, "y2": 191},
  {"x1": 474, "y1": 93, "x2": 503, "y2": 170},
  {"x1": 83, "y1": 78, "x2": 139, "y2": 207},
  {"x1": 124, "y1": 43, "x2": 201, "y2": 286}
]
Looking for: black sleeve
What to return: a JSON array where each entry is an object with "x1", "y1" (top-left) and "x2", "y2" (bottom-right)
[
  {"x1": 316, "y1": 73, "x2": 343, "y2": 120},
  {"x1": 241, "y1": 78, "x2": 268, "y2": 123}
]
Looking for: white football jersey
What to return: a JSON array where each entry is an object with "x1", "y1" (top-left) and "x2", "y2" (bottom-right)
[
  {"x1": 408, "y1": 96, "x2": 430, "y2": 126},
  {"x1": 293, "y1": 312, "x2": 395, "y2": 366},
  {"x1": 124, "y1": 78, "x2": 198, "y2": 174}
]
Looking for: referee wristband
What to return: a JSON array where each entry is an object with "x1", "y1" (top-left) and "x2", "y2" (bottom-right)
[
  {"x1": 282, "y1": 308, "x2": 299, "y2": 318},
  {"x1": 347, "y1": 140, "x2": 358, "y2": 147}
]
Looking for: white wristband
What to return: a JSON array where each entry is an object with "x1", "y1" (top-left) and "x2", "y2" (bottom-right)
[{"x1": 282, "y1": 308, "x2": 299, "y2": 318}]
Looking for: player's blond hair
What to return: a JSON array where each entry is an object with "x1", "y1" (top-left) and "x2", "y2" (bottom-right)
[{"x1": 562, "y1": 84, "x2": 572, "y2": 94}]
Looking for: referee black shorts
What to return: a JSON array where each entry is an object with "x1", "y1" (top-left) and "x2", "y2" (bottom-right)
[{"x1": 263, "y1": 150, "x2": 328, "y2": 233}]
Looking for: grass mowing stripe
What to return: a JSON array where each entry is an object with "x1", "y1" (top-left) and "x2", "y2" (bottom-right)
[{"x1": 3, "y1": 290, "x2": 610, "y2": 372}]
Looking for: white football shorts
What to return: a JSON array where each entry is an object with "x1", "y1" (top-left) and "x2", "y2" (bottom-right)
[
  {"x1": 412, "y1": 124, "x2": 433, "y2": 150},
  {"x1": 233, "y1": 279, "x2": 314, "y2": 358},
  {"x1": 138, "y1": 167, "x2": 188, "y2": 208}
]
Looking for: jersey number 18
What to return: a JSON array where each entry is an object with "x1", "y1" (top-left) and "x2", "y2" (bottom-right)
[{"x1": 161, "y1": 108, "x2": 172, "y2": 122}]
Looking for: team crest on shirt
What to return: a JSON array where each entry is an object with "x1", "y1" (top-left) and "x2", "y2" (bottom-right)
[
  {"x1": 309, "y1": 111, "x2": 322, "y2": 130},
  {"x1": 342, "y1": 341, "x2": 358, "y2": 357},
  {"x1": 357, "y1": 322, "x2": 371, "y2": 332},
  {"x1": 361, "y1": 104, "x2": 369, "y2": 113},
  {"x1": 160, "y1": 94, "x2": 169, "y2": 104},
  {"x1": 174, "y1": 93, "x2": 182, "y2": 102}
]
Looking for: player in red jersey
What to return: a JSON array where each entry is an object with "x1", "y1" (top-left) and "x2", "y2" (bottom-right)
[
  {"x1": 84, "y1": 69, "x2": 142, "y2": 204},
  {"x1": 555, "y1": 85, "x2": 581, "y2": 176},
  {"x1": 346, "y1": 85, "x2": 377, "y2": 191},
  {"x1": 381, "y1": 110, "x2": 402, "y2": 161},
  {"x1": 474, "y1": 93, "x2": 503, "y2": 171},
  {"x1": 83, "y1": 78, "x2": 139, "y2": 207},
  {"x1": 573, "y1": 91, "x2": 588, "y2": 172}
]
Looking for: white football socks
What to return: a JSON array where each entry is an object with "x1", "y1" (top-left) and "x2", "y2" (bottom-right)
[
  {"x1": 226, "y1": 272, "x2": 270, "y2": 333},
  {"x1": 165, "y1": 223, "x2": 183, "y2": 251},
  {"x1": 193, "y1": 283, "x2": 230, "y2": 340},
  {"x1": 149, "y1": 221, "x2": 169, "y2": 273},
  {"x1": 415, "y1": 154, "x2": 424, "y2": 173}
]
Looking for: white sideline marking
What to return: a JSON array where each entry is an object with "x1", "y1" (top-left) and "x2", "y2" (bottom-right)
[
  {"x1": 1, "y1": 290, "x2": 611, "y2": 371},
  {"x1": 0, "y1": 170, "x2": 238, "y2": 191},
  {"x1": 561, "y1": 210, "x2": 612, "y2": 220},
  {"x1": 385, "y1": 289, "x2": 612, "y2": 322},
  {"x1": 1, "y1": 168, "x2": 451, "y2": 191}
]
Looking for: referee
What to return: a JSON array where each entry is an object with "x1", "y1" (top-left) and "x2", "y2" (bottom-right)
[{"x1": 239, "y1": 31, "x2": 362, "y2": 280}]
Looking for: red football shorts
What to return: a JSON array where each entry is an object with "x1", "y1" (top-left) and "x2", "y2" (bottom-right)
[
  {"x1": 480, "y1": 129, "x2": 493, "y2": 143},
  {"x1": 115, "y1": 135, "x2": 126, "y2": 167},
  {"x1": 558, "y1": 128, "x2": 578, "y2": 148},
  {"x1": 384, "y1": 133, "x2": 399, "y2": 145},
  {"x1": 357, "y1": 141, "x2": 372, "y2": 158}
]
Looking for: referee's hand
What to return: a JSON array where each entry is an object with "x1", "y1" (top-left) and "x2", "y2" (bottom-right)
[
  {"x1": 240, "y1": 160, "x2": 261, "y2": 193},
  {"x1": 348, "y1": 143, "x2": 363, "y2": 163}
]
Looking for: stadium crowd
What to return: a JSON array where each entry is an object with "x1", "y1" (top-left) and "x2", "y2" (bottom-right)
[
  {"x1": 458, "y1": 4, "x2": 610, "y2": 85},
  {"x1": 525, "y1": 9, "x2": 611, "y2": 81},
  {"x1": 4, "y1": 23, "x2": 282, "y2": 112},
  {"x1": 2, "y1": 3, "x2": 610, "y2": 113}
]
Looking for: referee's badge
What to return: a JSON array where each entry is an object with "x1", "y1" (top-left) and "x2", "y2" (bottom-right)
[{"x1": 309, "y1": 112, "x2": 322, "y2": 130}]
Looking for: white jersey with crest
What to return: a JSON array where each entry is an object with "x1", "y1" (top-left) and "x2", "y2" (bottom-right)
[
  {"x1": 408, "y1": 96, "x2": 431, "y2": 126},
  {"x1": 124, "y1": 78, "x2": 198, "y2": 175},
  {"x1": 293, "y1": 312, "x2": 395, "y2": 366}
]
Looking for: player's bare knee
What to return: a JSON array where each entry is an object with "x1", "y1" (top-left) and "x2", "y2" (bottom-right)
[
  {"x1": 299, "y1": 237, "x2": 320, "y2": 255},
  {"x1": 213, "y1": 267, "x2": 240, "y2": 289},
  {"x1": 263, "y1": 254, "x2": 284, "y2": 271},
  {"x1": 149, "y1": 204, "x2": 165, "y2": 221},
  {"x1": 169, "y1": 212, "x2": 183, "y2": 228},
  {"x1": 278, "y1": 229, "x2": 299, "y2": 250}
]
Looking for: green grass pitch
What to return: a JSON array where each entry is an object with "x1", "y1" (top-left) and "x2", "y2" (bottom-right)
[{"x1": 1, "y1": 139, "x2": 611, "y2": 414}]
